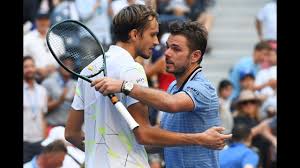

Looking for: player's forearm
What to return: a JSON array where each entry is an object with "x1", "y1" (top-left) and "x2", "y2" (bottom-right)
[
  {"x1": 134, "y1": 126, "x2": 200, "y2": 146},
  {"x1": 130, "y1": 85, "x2": 177, "y2": 112}
]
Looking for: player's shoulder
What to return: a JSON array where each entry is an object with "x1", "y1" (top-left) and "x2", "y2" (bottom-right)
[{"x1": 188, "y1": 72, "x2": 216, "y2": 90}]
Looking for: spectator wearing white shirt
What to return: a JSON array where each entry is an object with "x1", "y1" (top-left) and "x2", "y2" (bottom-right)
[
  {"x1": 256, "y1": 0, "x2": 277, "y2": 41},
  {"x1": 75, "y1": 0, "x2": 113, "y2": 46},
  {"x1": 23, "y1": 56, "x2": 48, "y2": 163},
  {"x1": 254, "y1": 41, "x2": 277, "y2": 99},
  {"x1": 23, "y1": 12, "x2": 58, "y2": 82},
  {"x1": 218, "y1": 79, "x2": 234, "y2": 134}
]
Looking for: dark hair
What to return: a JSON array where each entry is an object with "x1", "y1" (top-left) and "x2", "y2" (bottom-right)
[
  {"x1": 23, "y1": 56, "x2": 34, "y2": 63},
  {"x1": 232, "y1": 122, "x2": 252, "y2": 141},
  {"x1": 254, "y1": 41, "x2": 272, "y2": 51},
  {"x1": 218, "y1": 79, "x2": 232, "y2": 94},
  {"x1": 168, "y1": 21, "x2": 208, "y2": 63},
  {"x1": 112, "y1": 4, "x2": 158, "y2": 42},
  {"x1": 42, "y1": 140, "x2": 67, "y2": 154}
]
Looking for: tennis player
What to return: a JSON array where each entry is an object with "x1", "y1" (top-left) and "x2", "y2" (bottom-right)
[
  {"x1": 66, "y1": 4, "x2": 231, "y2": 168},
  {"x1": 93, "y1": 20, "x2": 227, "y2": 167}
]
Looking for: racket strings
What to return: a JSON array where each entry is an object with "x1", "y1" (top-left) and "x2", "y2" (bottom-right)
[{"x1": 47, "y1": 21, "x2": 105, "y2": 75}]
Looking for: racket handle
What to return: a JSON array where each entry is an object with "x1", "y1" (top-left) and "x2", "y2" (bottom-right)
[{"x1": 108, "y1": 94, "x2": 139, "y2": 130}]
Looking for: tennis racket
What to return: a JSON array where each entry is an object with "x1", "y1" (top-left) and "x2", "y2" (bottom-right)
[{"x1": 46, "y1": 20, "x2": 139, "y2": 130}]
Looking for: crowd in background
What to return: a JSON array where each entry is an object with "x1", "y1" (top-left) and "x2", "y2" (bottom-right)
[{"x1": 23, "y1": 0, "x2": 277, "y2": 167}]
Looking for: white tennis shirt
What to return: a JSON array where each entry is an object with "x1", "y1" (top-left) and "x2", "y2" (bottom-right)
[{"x1": 71, "y1": 45, "x2": 150, "y2": 168}]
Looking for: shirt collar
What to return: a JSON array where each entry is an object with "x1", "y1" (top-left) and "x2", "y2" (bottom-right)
[
  {"x1": 106, "y1": 45, "x2": 135, "y2": 63},
  {"x1": 23, "y1": 80, "x2": 37, "y2": 90}
]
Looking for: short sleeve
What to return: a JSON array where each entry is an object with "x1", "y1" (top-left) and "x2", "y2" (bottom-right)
[
  {"x1": 121, "y1": 63, "x2": 148, "y2": 107},
  {"x1": 182, "y1": 81, "x2": 217, "y2": 112},
  {"x1": 242, "y1": 150, "x2": 259, "y2": 167},
  {"x1": 71, "y1": 78, "x2": 84, "y2": 110}
]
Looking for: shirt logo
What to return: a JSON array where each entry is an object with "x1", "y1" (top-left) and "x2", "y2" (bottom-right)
[{"x1": 186, "y1": 86, "x2": 200, "y2": 96}]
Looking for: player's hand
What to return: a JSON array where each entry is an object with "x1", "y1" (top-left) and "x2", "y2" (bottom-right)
[
  {"x1": 91, "y1": 77, "x2": 123, "y2": 95},
  {"x1": 197, "y1": 126, "x2": 232, "y2": 150}
]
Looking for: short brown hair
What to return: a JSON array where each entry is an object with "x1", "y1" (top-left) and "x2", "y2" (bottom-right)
[
  {"x1": 23, "y1": 56, "x2": 34, "y2": 63},
  {"x1": 254, "y1": 41, "x2": 272, "y2": 51},
  {"x1": 112, "y1": 4, "x2": 158, "y2": 42},
  {"x1": 169, "y1": 21, "x2": 208, "y2": 64}
]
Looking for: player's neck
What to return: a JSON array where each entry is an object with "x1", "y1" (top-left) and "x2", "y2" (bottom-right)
[
  {"x1": 116, "y1": 41, "x2": 138, "y2": 60},
  {"x1": 175, "y1": 64, "x2": 200, "y2": 88}
]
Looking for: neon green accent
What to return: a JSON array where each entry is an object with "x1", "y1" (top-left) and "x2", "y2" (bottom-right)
[
  {"x1": 98, "y1": 127, "x2": 106, "y2": 136},
  {"x1": 91, "y1": 114, "x2": 96, "y2": 120},
  {"x1": 118, "y1": 132, "x2": 133, "y2": 152},
  {"x1": 88, "y1": 65, "x2": 94, "y2": 71},
  {"x1": 85, "y1": 140, "x2": 96, "y2": 155},
  {"x1": 136, "y1": 161, "x2": 144, "y2": 168},
  {"x1": 107, "y1": 148, "x2": 120, "y2": 159},
  {"x1": 75, "y1": 88, "x2": 81, "y2": 96}
]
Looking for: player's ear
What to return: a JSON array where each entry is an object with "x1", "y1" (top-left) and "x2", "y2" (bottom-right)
[
  {"x1": 128, "y1": 29, "x2": 138, "y2": 42},
  {"x1": 191, "y1": 50, "x2": 202, "y2": 63}
]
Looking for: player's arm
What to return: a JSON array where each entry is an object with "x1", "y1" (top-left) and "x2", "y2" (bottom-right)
[
  {"x1": 129, "y1": 102, "x2": 231, "y2": 149},
  {"x1": 91, "y1": 78, "x2": 194, "y2": 112},
  {"x1": 65, "y1": 108, "x2": 85, "y2": 151}
]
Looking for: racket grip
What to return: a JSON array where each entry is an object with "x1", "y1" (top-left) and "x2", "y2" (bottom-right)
[{"x1": 109, "y1": 94, "x2": 139, "y2": 130}]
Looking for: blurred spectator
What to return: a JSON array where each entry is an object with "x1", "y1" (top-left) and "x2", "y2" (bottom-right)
[
  {"x1": 252, "y1": 116, "x2": 277, "y2": 167},
  {"x1": 254, "y1": 40, "x2": 277, "y2": 99},
  {"x1": 149, "y1": 153, "x2": 164, "y2": 168},
  {"x1": 23, "y1": 12, "x2": 59, "y2": 81},
  {"x1": 260, "y1": 95, "x2": 276, "y2": 120},
  {"x1": 165, "y1": 0, "x2": 190, "y2": 16},
  {"x1": 233, "y1": 90, "x2": 261, "y2": 125},
  {"x1": 23, "y1": 56, "x2": 48, "y2": 163},
  {"x1": 41, "y1": 56, "x2": 76, "y2": 128},
  {"x1": 23, "y1": 140, "x2": 67, "y2": 168},
  {"x1": 218, "y1": 79, "x2": 233, "y2": 134},
  {"x1": 219, "y1": 122, "x2": 259, "y2": 168},
  {"x1": 185, "y1": 0, "x2": 216, "y2": 53},
  {"x1": 239, "y1": 69, "x2": 255, "y2": 92},
  {"x1": 256, "y1": 0, "x2": 277, "y2": 41},
  {"x1": 188, "y1": 0, "x2": 215, "y2": 31},
  {"x1": 23, "y1": 0, "x2": 40, "y2": 34},
  {"x1": 50, "y1": 0, "x2": 81, "y2": 25},
  {"x1": 233, "y1": 90, "x2": 272, "y2": 168},
  {"x1": 229, "y1": 41, "x2": 272, "y2": 100},
  {"x1": 111, "y1": 0, "x2": 145, "y2": 17},
  {"x1": 252, "y1": 116, "x2": 277, "y2": 149},
  {"x1": 39, "y1": 0, "x2": 55, "y2": 14},
  {"x1": 75, "y1": 0, "x2": 112, "y2": 46},
  {"x1": 41, "y1": 126, "x2": 85, "y2": 168}
]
